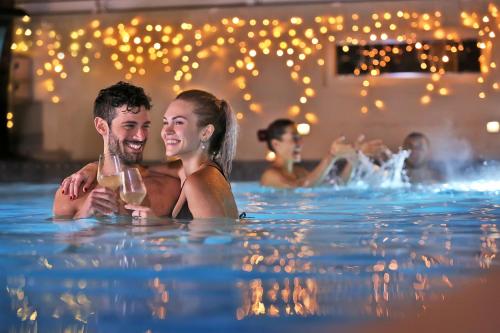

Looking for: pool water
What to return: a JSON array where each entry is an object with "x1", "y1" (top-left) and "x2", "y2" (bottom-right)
[{"x1": 0, "y1": 182, "x2": 499, "y2": 332}]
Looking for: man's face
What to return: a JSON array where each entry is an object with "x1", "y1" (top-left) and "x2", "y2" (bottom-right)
[
  {"x1": 404, "y1": 137, "x2": 430, "y2": 168},
  {"x1": 108, "y1": 105, "x2": 151, "y2": 165}
]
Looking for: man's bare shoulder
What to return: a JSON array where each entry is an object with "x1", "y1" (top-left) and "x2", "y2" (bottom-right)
[
  {"x1": 53, "y1": 186, "x2": 90, "y2": 218},
  {"x1": 148, "y1": 160, "x2": 182, "y2": 178},
  {"x1": 143, "y1": 171, "x2": 181, "y2": 197}
]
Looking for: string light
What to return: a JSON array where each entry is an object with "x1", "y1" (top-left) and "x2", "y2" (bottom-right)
[{"x1": 10, "y1": 7, "x2": 497, "y2": 142}]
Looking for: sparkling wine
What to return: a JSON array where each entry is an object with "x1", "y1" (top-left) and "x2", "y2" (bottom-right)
[
  {"x1": 97, "y1": 174, "x2": 121, "y2": 190},
  {"x1": 120, "y1": 191, "x2": 146, "y2": 205}
]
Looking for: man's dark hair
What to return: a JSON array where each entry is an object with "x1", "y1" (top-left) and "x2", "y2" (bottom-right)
[
  {"x1": 93, "y1": 81, "x2": 152, "y2": 125},
  {"x1": 403, "y1": 132, "x2": 430, "y2": 147}
]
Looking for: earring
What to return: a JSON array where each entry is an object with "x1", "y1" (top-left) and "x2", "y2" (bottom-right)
[{"x1": 201, "y1": 141, "x2": 207, "y2": 150}]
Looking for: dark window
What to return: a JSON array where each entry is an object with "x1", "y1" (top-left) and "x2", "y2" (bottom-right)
[
  {"x1": 337, "y1": 39, "x2": 480, "y2": 75},
  {"x1": 0, "y1": 27, "x2": 5, "y2": 53}
]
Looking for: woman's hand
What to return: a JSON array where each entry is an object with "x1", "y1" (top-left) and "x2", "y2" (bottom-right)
[
  {"x1": 330, "y1": 136, "x2": 356, "y2": 159},
  {"x1": 124, "y1": 204, "x2": 157, "y2": 220},
  {"x1": 355, "y1": 135, "x2": 392, "y2": 161},
  {"x1": 60, "y1": 162, "x2": 98, "y2": 199}
]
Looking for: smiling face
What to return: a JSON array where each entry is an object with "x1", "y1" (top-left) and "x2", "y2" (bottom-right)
[
  {"x1": 161, "y1": 99, "x2": 204, "y2": 158},
  {"x1": 107, "y1": 105, "x2": 150, "y2": 165},
  {"x1": 272, "y1": 125, "x2": 302, "y2": 162}
]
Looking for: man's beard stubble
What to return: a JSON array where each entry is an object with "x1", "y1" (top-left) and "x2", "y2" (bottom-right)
[{"x1": 108, "y1": 132, "x2": 144, "y2": 165}]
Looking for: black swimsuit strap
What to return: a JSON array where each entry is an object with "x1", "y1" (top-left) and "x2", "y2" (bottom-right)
[{"x1": 180, "y1": 162, "x2": 228, "y2": 190}]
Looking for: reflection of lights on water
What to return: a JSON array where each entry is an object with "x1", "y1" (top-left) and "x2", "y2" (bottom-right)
[{"x1": 236, "y1": 277, "x2": 319, "y2": 319}]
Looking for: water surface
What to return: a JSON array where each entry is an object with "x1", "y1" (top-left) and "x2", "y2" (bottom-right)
[{"x1": 0, "y1": 182, "x2": 498, "y2": 332}]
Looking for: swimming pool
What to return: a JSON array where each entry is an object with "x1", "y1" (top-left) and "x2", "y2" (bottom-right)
[{"x1": 0, "y1": 181, "x2": 499, "y2": 332}]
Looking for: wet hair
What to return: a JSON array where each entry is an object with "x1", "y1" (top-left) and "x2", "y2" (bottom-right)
[
  {"x1": 403, "y1": 132, "x2": 430, "y2": 149},
  {"x1": 94, "y1": 81, "x2": 152, "y2": 125},
  {"x1": 175, "y1": 89, "x2": 238, "y2": 177},
  {"x1": 257, "y1": 119, "x2": 295, "y2": 152}
]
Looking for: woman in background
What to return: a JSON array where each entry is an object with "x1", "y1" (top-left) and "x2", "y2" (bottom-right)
[{"x1": 257, "y1": 119, "x2": 386, "y2": 189}]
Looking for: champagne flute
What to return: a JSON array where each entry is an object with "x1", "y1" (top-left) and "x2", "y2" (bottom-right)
[
  {"x1": 120, "y1": 167, "x2": 147, "y2": 205},
  {"x1": 97, "y1": 153, "x2": 122, "y2": 190}
]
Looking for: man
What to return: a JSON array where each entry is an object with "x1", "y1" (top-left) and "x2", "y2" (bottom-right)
[
  {"x1": 402, "y1": 132, "x2": 444, "y2": 184},
  {"x1": 53, "y1": 81, "x2": 180, "y2": 219}
]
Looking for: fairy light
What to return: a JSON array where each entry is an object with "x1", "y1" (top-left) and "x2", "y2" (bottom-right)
[
  {"x1": 296, "y1": 123, "x2": 310, "y2": 135},
  {"x1": 10, "y1": 9, "x2": 490, "y2": 110},
  {"x1": 439, "y1": 88, "x2": 449, "y2": 95},
  {"x1": 266, "y1": 151, "x2": 276, "y2": 161},
  {"x1": 421, "y1": 95, "x2": 431, "y2": 104},
  {"x1": 374, "y1": 100, "x2": 385, "y2": 109},
  {"x1": 288, "y1": 105, "x2": 300, "y2": 117},
  {"x1": 486, "y1": 121, "x2": 500, "y2": 133},
  {"x1": 305, "y1": 112, "x2": 318, "y2": 124}
]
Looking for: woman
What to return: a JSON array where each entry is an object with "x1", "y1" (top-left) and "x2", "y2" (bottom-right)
[
  {"x1": 257, "y1": 119, "x2": 386, "y2": 188},
  {"x1": 128, "y1": 89, "x2": 239, "y2": 219}
]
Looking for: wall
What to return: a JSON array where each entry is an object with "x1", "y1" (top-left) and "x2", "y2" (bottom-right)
[{"x1": 9, "y1": 1, "x2": 500, "y2": 163}]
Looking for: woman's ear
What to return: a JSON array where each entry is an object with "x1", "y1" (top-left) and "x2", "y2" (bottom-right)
[
  {"x1": 201, "y1": 124, "x2": 215, "y2": 141},
  {"x1": 271, "y1": 138, "x2": 281, "y2": 152},
  {"x1": 94, "y1": 117, "x2": 109, "y2": 136}
]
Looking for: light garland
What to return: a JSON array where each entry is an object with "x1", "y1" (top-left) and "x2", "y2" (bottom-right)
[{"x1": 9, "y1": 3, "x2": 500, "y2": 132}]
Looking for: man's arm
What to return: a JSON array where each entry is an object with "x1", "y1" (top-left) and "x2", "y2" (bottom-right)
[
  {"x1": 53, "y1": 187, "x2": 79, "y2": 218},
  {"x1": 53, "y1": 186, "x2": 119, "y2": 219}
]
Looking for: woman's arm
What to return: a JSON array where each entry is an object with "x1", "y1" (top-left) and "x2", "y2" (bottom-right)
[
  {"x1": 183, "y1": 170, "x2": 237, "y2": 219},
  {"x1": 300, "y1": 137, "x2": 355, "y2": 187},
  {"x1": 60, "y1": 162, "x2": 98, "y2": 199}
]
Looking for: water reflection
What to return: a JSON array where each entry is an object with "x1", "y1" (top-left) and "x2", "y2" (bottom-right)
[
  {"x1": 1, "y1": 185, "x2": 500, "y2": 331},
  {"x1": 236, "y1": 277, "x2": 319, "y2": 319}
]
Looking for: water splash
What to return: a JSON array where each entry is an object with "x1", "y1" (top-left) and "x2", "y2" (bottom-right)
[{"x1": 343, "y1": 150, "x2": 411, "y2": 189}]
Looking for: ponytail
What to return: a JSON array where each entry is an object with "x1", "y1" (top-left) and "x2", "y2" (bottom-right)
[{"x1": 216, "y1": 100, "x2": 238, "y2": 177}]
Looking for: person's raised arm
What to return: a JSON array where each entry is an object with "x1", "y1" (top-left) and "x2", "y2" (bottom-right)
[{"x1": 300, "y1": 137, "x2": 355, "y2": 187}]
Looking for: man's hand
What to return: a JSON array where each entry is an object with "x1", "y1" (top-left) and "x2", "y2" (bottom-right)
[{"x1": 74, "y1": 187, "x2": 118, "y2": 219}]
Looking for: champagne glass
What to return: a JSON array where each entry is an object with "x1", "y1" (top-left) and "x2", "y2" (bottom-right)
[
  {"x1": 120, "y1": 167, "x2": 147, "y2": 205},
  {"x1": 97, "y1": 153, "x2": 122, "y2": 190}
]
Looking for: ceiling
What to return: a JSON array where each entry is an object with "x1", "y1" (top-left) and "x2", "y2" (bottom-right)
[{"x1": 15, "y1": 0, "x2": 460, "y2": 15}]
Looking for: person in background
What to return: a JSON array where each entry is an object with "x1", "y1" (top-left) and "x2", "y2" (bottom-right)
[
  {"x1": 402, "y1": 132, "x2": 444, "y2": 184},
  {"x1": 257, "y1": 119, "x2": 386, "y2": 189},
  {"x1": 53, "y1": 82, "x2": 180, "y2": 219}
]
